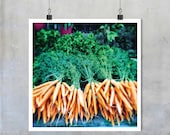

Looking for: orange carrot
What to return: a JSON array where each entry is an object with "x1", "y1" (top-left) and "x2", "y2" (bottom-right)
[
  {"x1": 96, "y1": 92, "x2": 108, "y2": 110},
  {"x1": 61, "y1": 83, "x2": 66, "y2": 97},
  {"x1": 110, "y1": 113, "x2": 115, "y2": 126},
  {"x1": 33, "y1": 81, "x2": 53, "y2": 90},
  {"x1": 115, "y1": 95, "x2": 122, "y2": 115},
  {"x1": 46, "y1": 100, "x2": 51, "y2": 119},
  {"x1": 78, "y1": 89, "x2": 85, "y2": 107},
  {"x1": 109, "y1": 86, "x2": 115, "y2": 106},
  {"x1": 61, "y1": 84, "x2": 67, "y2": 114},
  {"x1": 129, "y1": 81, "x2": 137, "y2": 101},
  {"x1": 96, "y1": 79, "x2": 108, "y2": 92},
  {"x1": 66, "y1": 90, "x2": 74, "y2": 110},
  {"x1": 37, "y1": 108, "x2": 41, "y2": 121},
  {"x1": 104, "y1": 79, "x2": 111, "y2": 95},
  {"x1": 33, "y1": 85, "x2": 48, "y2": 96},
  {"x1": 52, "y1": 82, "x2": 61, "y2": 104},
  {"x1": 40, "y1": 102, "x2": 46, "y2": 112},
  {"x1": 70, "y1": 88, "x2": 77, "y2": 109},
  {"x1": 105, "y1": 86, "x2": 110, "y2": 103},
  {"x1": 87, "y1": 89, "x2": 92, "y2": 108},
  {"x1": 38, "y1": 86, "x2": 55, "y2": 107},
  {"x1": 118, "y1": 82, "x2": 128, "y2": 98},
  {"x1": 40, "y1": 80, "x2": 58, "y2": 96},
  {"x1": 80, "y1": 106, "x2": 84, "y2": 121},
  {"x1": 124, "y1": 110, "x2": 130, "y2": 122},
  {"x1": 62, "y1": 82, "x2": 72, "y2": 92},
  {"x1": 57, "y1": 89, "x2": 62, "y2": 112},
  {"x1": 103, "y1": 107, "x2": 109, "y2": 120},
  {"x1": 51, "y1": 108, "x2": 58, "y2": 123},
  {"x1": 77, "y1": 95, "x2": 80, "y2": 114},
  {"x1": 111, "y1": 79, "x2": 120, "y2": 89},
  {"x1": 64, "y1": 90, "x2": 70, "y2": 97},
  {"x1": 35, "y1": 97, "x2": 40, "y2": 106},
  {"x1": 69, "y1": 98, "x2": 76, "y2": 118},
  {"x1": 129, "y1": 81, "x2": 137, "y2": 111},
  {"x1": 84, "y1": 83, "x2": 91, "y2": 93},
  {"x1": 32, "y1": 97, "x2": 36, "y2": 114},
  {"x1": 69, "y1": 113, "x2": 74, "y2": 125},
  {"x1": 92, "y1": 88, "x2": 97, "y2": 115},
  {"x1": 133, "y1": 81, "x2": 137, "y2": 88},
  {"x1": 42, "y1": 105, "x2": 47, "y2": 124},
  {"x1": 115, "y1": 87, "x2": 133, "y2": 111},
  {"x1": 32, "y1": 91, "x2": 43, "y2": 98},
  {"x1": 60, "y1": 99, "x2": 64, "y2": 114},
  {"x1": 120, "y1": 80, "x2": 131, "y2": 89},
  {"x1": 75, "y1": 103, "x2": 78, "y2": 123},
  {"x1": 89, "y1": 105, "x2": 94, "y2": 119},
  {"x1": 65, "y1": 113, "x2": 69, "y2": 126},
  {"x1": 116, "y1": 114, "x2": 120, "y2": 126}
]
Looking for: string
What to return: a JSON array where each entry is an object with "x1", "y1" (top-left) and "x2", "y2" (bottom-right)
[
  {"x1": 118, "y1": 0, "x2": 123, "y2": 15},
  {"x1": 48, "y1": 0, "x2": 51, "y2": 15},
  {"x1": 46, "y1": 0, "x2": 52, "y2": 19},
  {"x1": 117, "y1": 0, "x2": 123, "y2": 19},
  {"x1": 119, "y1": 0, "x2": 121, "y2": 9}
]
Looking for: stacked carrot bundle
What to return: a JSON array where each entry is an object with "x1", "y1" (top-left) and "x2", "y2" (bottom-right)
[
  {"x1": 32, "y1": 79, "x2": 137, "y2": 126},
  {"x1": 93, "y1": 79, "x2": 137, "y2": 126},
  {"x1": 32, "y1": 80, "x2": 89, "y2": 125}
]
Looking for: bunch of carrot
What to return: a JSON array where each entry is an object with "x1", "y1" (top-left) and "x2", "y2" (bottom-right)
[
  {"x1": 32, "y1": 80, "x2": 89, "y2": 125},
  {"x1": 32, "y1": 79, "x2": 137, "y2": 126},
  {"x1": 93, "y1": 79, "x2": 137, "y2": 126}
]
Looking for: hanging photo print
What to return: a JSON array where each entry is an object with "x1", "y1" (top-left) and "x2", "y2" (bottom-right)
[{"x1": 29, "y1": 19, "x2": 141, "y2": 131}]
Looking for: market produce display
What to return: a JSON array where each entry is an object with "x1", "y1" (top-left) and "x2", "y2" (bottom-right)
[
  {"x1": 32, "y1": 23, "x2": 138, "y2": 127},
  {"x1": 32, "y1": 79, "x2": 137, "y2": 126}
]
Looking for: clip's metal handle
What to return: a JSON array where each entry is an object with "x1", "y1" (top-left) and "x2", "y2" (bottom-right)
[
  {"x1": 117, "y1": 8, "x2": 123, "y2": 20},
  {"x1": 46, "y1": 0, "x2": 52, "y2": 20},
  {"x1": 117, "y1": 0, "x2": 123, "y2": 20}
]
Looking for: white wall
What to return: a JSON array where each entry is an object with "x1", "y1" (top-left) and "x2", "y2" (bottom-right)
[{"x1": 1, "y1": 0, "x2": 170, "y2": 134}]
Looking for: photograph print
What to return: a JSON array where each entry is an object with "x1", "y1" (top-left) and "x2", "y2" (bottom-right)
[{"x1": 29, "y1": 19, "x2": 141, "y2": 131}]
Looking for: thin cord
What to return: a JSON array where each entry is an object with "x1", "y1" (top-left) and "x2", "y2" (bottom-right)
[
  {"x1": 119, "y1": 0, "x2": 121, "y2": 9},
  {"x1": 48, "y1": 0, "x2": 51, "y2": 15},
  {"x1": 46, "y1": 0, "x2": 52, "y2": 19},
  {"x1": 117, "y1": 0, "x2": 123, "y2": 19},
  {"x1": 49, "y1": 0, "x2": 51, "y2": 8},
  {"x1": 118, "y1": 0, "x2": 123, "y2": 15}
]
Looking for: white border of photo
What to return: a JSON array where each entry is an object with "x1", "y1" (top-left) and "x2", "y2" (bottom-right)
[{"x1": 29, "y1": 19, "x2": 141, "y2": 131}]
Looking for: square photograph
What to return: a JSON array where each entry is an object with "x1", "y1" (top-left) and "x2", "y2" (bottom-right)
[{"x1": 29, "y1": 19, "x2": 141, "y2": 131}]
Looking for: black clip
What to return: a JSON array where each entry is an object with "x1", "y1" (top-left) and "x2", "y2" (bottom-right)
[
  {"x1": 47, "y1": 14, "x2": 52, "y2": 20},
  {"x1": 46, "y1": 8, "x2": 52, "y2": 20},
  {"x1": 117, "y1": 14, "x2": 123, "y2": 20},
  {"x1": 117, "y1": 8, "x2": 123, "y2": 20}
]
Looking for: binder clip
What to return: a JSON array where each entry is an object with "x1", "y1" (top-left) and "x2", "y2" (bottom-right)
[
  {"x1": 117, "y1": 8, "x2": 123, "y2": 20},
  {"x1": 46, "y1": 8, "x2": 52, "y2": 20}
]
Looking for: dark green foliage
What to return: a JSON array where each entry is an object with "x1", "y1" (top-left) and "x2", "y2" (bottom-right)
[
  {"x1": 54, "y1": 31, "x2": 98, "y2": 55},
  {"x1": 94, "y1": 45, "x2": 137, "y2": 81},
  {"x1": 33, "y1": 51, "x2": 63, "y2": 86},
  {"x1": 34, "y1": 29, "x2": 60, "y2": 57},
  {"x1": 95, "y1": 23, "x2": 137, "y2": 57},
  {"x1": 33, "y1": 24, "x2": 137, "y2": 86},
  {"x1": 77, "y1": 53, "x2": 100, "y2": 83}
]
